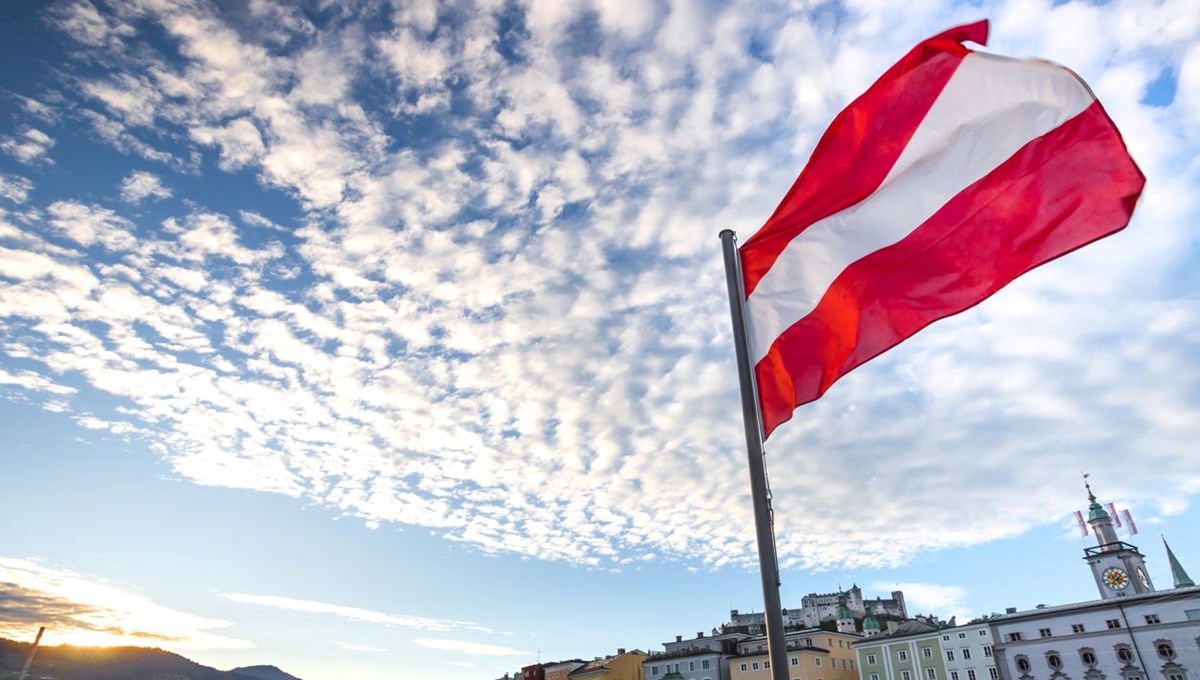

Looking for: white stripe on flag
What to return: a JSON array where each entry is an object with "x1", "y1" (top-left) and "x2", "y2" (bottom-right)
[{"x1": 746, "y1": 53, "x2": 1095, "y2": 364}]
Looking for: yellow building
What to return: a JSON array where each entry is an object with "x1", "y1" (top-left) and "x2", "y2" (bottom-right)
[
  {"x1": 571, "y1": 649, "x2": 648, "y2": 680},
  {"x1": 730, "y1": 630, "x2": 861, "y2": 680}
]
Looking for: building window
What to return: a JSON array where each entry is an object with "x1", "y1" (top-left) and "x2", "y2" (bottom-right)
[
  {"x1": 1116, "y1": 646, "x2": 1135, "y2": 664},
  {"x1": 792, "y1": 658, "x2": 798, "y2": 667},
  {"x1": 652, "y1": 667, "x2": 659, "y2": 676},
  {"x1": 1016, "y1": 656, "x2": 1032, "y2": 674},
  {"x1": 1047, "y1": 653, "x2": 1063, "y2": 670},
  {"x1": 924, "y1": 648, "x2": 934, "y2": 659},
  {"x1": 1081, "y1": 650, "x2": 1097, "y2": 667},
  {"x1": 1107, "y1": 620, "x2": 1122, "y2": 630},
  {"x1": 981, "y1": 631, "x2": 988, "y2": 637},
  {"x1": 871, "y1": 674, "x2": 880, "y2": 680},
  {"x1": 1156, "y1": 642, "x2": 1176, "y2": 660},
  {"x1": 703, "y1": 660, "x2": 710, "y2": 670},
  {"x1": 1166, "y1": 673, "x2": 1184, "y2": 680},
  {"x1": 840, "y1": 641, "x2": 845, "y2": 649},
  {"x1": 844, "y1": 660, "x2": 850, "y2": 670},
  {"x1": 899, "y1": 651, "x2": 909, "y2": 661},
  {"x1": 868, "y1": 655, "x2": 877, "y2": 665},
  {"x1": 690, "y1": 662, "x2": 695, "y2": 671},
  {"x1": 1072, "y1": 624, "x2": 1086, "y2": 633},
  {"x1": 945, "y1": 635, "x2": 951, "y2": 641},
  {"x1": 753, "y1": 662, "x2": 760, "y2": 670},
  {"x1": 947, "y1": 651, "x2": 956, "y2": 662},
  {"x1": 1008, "y1": 633, "x2": 1023, "y2": 642},
  {"x1": 903, "y1": 671, "x2": 912, "y2": 680},
  {"x1": 960, "y1": 633, "x2": 968, "y2": 639},
  {"x1": 1185, "y1": 609, "x2": 1200, "y2": 621},
  {"x1": 927, "y1": 668, "x2": 938, "y2": 680},
  {"x1": 968, "y1": 670, "x2": 977, "y2": 680},
  {"x1": 952, "y1": 672, "x2": 961, "y2": 680},
  {"x1": 985, "y1": 646, "x2": 994, "y2": 658},
  {"x1": 1145, "y1": 614, "x2": 1160, "y2": 625},
  {"x1": 990, "y1": 669, "x2": 999, "y2": 680},
  {"x1": 816, "y1": 658, "x2": 822, "y2": 667},
  {"x1": 765, "y1": 662, "x2": 771, "y2": 669},
  {"x1": 1040, "y1": 629, "x2": 1053, "y2": 638},
  {"x1": 963, "y1": 649, "x2": 972, "y2": 660},
  {"x1": 740, "y1": 664, "x2": 748, "y2": 672}
]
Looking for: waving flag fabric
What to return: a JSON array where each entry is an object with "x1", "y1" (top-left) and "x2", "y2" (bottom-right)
[{"x1": 741, "y1": 20, "x2": 1144, "y2": 439}]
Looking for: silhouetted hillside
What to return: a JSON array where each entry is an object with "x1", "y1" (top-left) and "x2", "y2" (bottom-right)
[
  {"x1": 229, "y1": 666, "x2": 302, "y2": 680},
  {"x1": 0, "y1": 638, "x2": 302, "y2": 680}
]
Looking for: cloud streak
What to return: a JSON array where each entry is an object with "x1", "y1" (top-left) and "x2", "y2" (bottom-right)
[{"x1": 220, "y1": 593, "x2": 492, "y2": 634}]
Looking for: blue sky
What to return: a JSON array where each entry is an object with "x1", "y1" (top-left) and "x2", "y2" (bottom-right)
[{"x1": 1, "y1": 0, "x2": 1198, "y2": 678}]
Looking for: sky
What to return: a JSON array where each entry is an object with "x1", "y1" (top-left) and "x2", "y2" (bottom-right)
[{"x1": 0, "y1": 0, "x2": 1198, "y2": 678}]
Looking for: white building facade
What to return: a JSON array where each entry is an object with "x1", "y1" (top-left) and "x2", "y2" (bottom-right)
[
  {"x1": 940, "y1": 622, "x2": 999, "y2": 680},
  {"x1": 989, "y1": 484, "x2": 1200, "y2": 680}
]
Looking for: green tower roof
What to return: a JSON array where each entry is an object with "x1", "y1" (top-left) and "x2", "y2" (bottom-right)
[
  {"x1": 1085, "y1": 480, "x2": 1110, "y2": 521},
  {"x1": 1164, "y1": 537, "x2": 1195, "y2": 588}
]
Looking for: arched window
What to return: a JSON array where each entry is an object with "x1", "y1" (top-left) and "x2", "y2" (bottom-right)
[
  {"x1": 1047, "y1": 653, "x2": 1063, "y2": 671},
  {"x1": 1080, "y1": 649, "x2": 1097, "y2": 667},
  {"x1": 1154, "y1": 642, "x2": 1175, "y2": 661},
  {"x1": 1017, "y1": 656, "x2": 1032, "y2": 674},
  {"x1": 1116, "y1": 646, "x2": 1135, "y2": 664}
]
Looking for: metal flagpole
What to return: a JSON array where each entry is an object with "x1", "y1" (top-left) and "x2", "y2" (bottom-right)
[
  {"x1": 17, "y1": 626, "x2": 45, "y2": 680},
  {"x1": 720, "y1": 229, "x2": 789, "y2": 680}
]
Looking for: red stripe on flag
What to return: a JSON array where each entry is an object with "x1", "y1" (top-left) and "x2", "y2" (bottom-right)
[
  {"x1": 754, "y1": 102, "x2": 1144, "y2": 436},
  {"x1": 741, "y1": 21, "x2": 988, "y2": 297}
]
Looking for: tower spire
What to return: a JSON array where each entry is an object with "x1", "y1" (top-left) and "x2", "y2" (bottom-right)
[{"x1": 1163, "y1": 536, "x2": 1195, "y2": 588}]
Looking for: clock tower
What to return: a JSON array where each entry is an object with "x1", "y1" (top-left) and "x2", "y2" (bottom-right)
[{"x1": 1082, "y1": 481, "x2": 1155, "y2": 599}]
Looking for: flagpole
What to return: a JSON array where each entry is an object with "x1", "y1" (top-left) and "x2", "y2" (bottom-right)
[{"x1": 720, "y1": 229, "x2": 790, "y2": 680}]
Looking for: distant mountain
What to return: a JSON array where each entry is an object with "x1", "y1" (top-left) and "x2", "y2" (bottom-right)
[
  {"x1": 229, "y1": 666, "x2": 303, "y2": 680},
  {"x1": 0, "y1": 638, "x2": 302, "y2": 680}
]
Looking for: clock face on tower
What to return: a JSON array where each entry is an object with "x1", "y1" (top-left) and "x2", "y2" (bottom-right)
[
  {"x1": 1137, "y1": 567, "x2": 1151, "y2": 589},
  {"x1": 1104, "y1": 567, "x2": 1129, "y2": 590}
]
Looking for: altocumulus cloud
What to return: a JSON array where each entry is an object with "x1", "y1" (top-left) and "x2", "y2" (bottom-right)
[{"x1": 0, "y1": 0, "x2": 1198, "y2": 574}]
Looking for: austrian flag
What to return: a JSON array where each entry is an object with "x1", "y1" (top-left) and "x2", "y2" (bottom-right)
[{"x1": 740, "y1": 20, "x2": 1144, "y2": 439}]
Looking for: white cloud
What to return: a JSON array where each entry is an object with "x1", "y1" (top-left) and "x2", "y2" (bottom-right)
[
  {"x1": 0, "y1": 128, "x2": 55, "y2": 164},
  {"x1": 119, "y1": 171, "x2": 173, "y2": 203},
  {"x1": 0, "y1": 174, "x2": 33, "y2": 204},
  {"x1": 0, "y1": 558, "x2": 252, "y2": 650},
  {"x1": 334, "y1": 641, "x2": 386, "y2": 652},
  {"x1": 411, "y1": 638, "x2": 530, "y2": 656},
  {"x1": 220, "y1": 593, "x2": 491, "y2": 633},
  {"x1": 872, "y1": 582, "x2": 972, "y2": 622}
]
